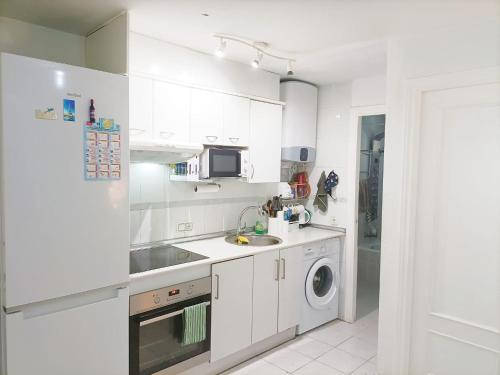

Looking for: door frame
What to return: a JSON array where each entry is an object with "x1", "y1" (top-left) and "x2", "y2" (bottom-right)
[
  {"x1": 377, "y1": 66, "x2": 500, "y2": 374},
  {"x1": 344, "y1": 104, "x2": 386, "y2": 323}
]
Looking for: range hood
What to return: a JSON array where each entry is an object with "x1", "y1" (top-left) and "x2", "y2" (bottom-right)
[{"x1": 130, "y1": 139, "x2": 203, "y2": 164}]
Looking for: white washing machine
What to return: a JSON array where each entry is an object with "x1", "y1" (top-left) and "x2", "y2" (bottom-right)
[{"x1": 298, "y1": 238, "x2": 340, "y2": 334}]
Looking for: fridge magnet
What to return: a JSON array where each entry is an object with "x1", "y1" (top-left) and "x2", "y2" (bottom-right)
[
  {"x1": 83, "y1": 118, "x2": 121, "y2": 181},
  {"x1": 35, "y1": 107, "x2": 57, "y2": 120},
  {"x1": 63, "y1": 99, "x2": 76, "y2": 122}
]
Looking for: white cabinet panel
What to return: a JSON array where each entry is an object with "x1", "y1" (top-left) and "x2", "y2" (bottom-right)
[
  {"x1": 153, "y1": 81, "x2": 190, "y2": 143},
  {"x1": 249, "y1": 101, "x2": 282, "y2": 183},
  {"x1": 252, "y1": 250, "x2": 279, "y2": 343},
  {"x1": 211, "y1": 257, "x2": 253, "y2": 362},
  {"x1": 278, "y1": 246, "x2": 302, "y2": 332},
  {"x1": 222, "y1": 95, "x2": 250, "y2": 146},
  {"x1": 190, "y1": 89, "x2": 223, "y2": 145},
  {"x1": 130, "y1": 75, "x2": 153, "y2": 139},
  {"x1": 6, "y1": 288, "x2": 128, "y2": 375}
]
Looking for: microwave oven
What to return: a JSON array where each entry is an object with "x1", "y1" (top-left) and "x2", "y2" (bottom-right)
[{"x1": 200, "y1": 148, "x2": 249, "y2": 179}]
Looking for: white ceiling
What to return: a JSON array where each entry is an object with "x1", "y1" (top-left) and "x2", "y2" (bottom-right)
[{"x1": 1, "y1": 0, "x2": 498, "y2": 84}]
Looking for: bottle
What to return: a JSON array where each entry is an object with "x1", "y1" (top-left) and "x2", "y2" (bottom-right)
[{"x1": 89, "y1": 99, "x2": 96, "y2": 123}]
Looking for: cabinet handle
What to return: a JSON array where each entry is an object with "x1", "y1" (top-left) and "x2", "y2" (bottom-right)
[
  {"x1": 229, "y1": 137, "x2": 240, "y2": 143},
  {"x1": 206, "y1": 135, "x2": 218, "y2": 142},
  {"x1": 130, "y1": 128, "x2": 146, "y2": 136},
  {"x1": 281, "y1": 258, "x2": 286, "y2": 280},
  {"x1": 214, "y1": 274, "x2": 220, "y2": 300},
  {"x1": 251, "y1": 164, "x2": 255, "y2": 179},
  {"x1": 274, "y1": 259, "x2": 280, "y2": 281},
  {"x1": 159, "y1": 131, "x2": 174, "y2": 139}
]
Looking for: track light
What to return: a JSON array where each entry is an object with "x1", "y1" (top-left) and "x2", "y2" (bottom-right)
[
  {"x1": 215, "y1": 38, "x2": 226, "y2": 58},
  {"x1": 251, "y1": 51, "x2": 263, "y2": 69},
  {"x1": 287, "y1": 60, "x2": 294, "y2": 76}
]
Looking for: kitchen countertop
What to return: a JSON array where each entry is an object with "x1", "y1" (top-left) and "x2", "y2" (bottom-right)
[{"x1": 129, "y1": 226, "x2": 344, "y2": 295}]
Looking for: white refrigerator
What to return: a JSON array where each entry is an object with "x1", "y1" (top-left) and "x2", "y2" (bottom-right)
[{"x1": 0, "y1": 53, "x2": 129, "y2": 375}]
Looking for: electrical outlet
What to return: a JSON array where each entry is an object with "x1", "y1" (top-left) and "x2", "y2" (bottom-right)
[{"x1": 177, "y1": 222, "x2": 193, "y2": 232}]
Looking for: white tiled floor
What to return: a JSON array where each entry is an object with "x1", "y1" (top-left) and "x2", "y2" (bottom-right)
[{"x1": 222, "y1": 310, "x2": 379, "y2": 375}]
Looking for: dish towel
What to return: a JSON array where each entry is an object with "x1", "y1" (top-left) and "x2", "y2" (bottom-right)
[
  {"x1": 313, "y1": 171, "x2": 328, "y2": 212},
  {"x1": 182, "y1": 303, "x2": 207, "y2": 346}
]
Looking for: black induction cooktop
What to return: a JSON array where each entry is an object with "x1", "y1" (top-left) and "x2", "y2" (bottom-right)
[{"x1": 130, "y1": 245, "x2": 208, "y2": 274}]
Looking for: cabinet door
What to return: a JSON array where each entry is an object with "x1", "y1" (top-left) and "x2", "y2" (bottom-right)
[
  {"x1": 6, "y1": 288, "x2": 128, "y2": 375},
  {"x1": 211, "y1": 256, "x2": 253, "y2": 362},
  {"x1": 252, "y1": 250, "x2": 279, "y2": 343},
  {"x1": 248, "y1": 101, "x2": 282, "y2": 183},
  {"x1": 130, "y1": 76, "x2": 153, "y2": 140},
  {"x1": 278, "y1": 246, "x2": 302, "y2": 332},
  {"x1": 190, "y1": 89, "x2": 223, "y2": 145},
  {"x1": 222, "y1": 95, "x2": 250, "y2": 146},
  {"x1": 153, "y1": 81, "x2": 190, "y2": 143}
]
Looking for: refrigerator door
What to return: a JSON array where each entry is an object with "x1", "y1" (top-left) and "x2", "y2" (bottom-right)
[
  {"x1": 0, "y1": 54, "x2": 129, "y2": 308},
  {"x1": 5, "y1": 287, "x2": 128, "y2": 375}
]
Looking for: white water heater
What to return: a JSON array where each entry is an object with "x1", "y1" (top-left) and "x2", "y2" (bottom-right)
[{"x1": 280, "y1": 81, "x2": 318, "y2": 162}]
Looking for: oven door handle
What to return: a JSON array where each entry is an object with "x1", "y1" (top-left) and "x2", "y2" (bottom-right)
[{"x1": 139, "y1": 302, "x2": 211, "y2": 327}]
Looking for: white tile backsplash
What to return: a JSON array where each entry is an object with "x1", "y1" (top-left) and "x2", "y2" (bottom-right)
[{"x1": 130, "y1": 162, "x2": 275, "y2": 244}]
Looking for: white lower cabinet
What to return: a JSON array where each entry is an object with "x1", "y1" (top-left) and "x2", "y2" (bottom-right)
[
  {"x1": 252, "y1": 250, "x2": 280, "y2": 343},
  {"x1": 211, "y1": 256, "x2": 254, "y2": 362},
  {"x1": 252, "y1": 246, "x2": 302, "y2": 343},
  {"x1": 277, "y1": 246, "x2": 302, "y2": 332}
]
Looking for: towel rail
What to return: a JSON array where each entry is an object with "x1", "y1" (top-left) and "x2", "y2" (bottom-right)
[{"x1": 140, "y1": 302, "x2": 210, "y2": 327}]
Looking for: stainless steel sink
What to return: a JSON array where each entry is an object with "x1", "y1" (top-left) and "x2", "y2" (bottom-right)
[{"x1": 225, "y1": 234, "x2": 282, "y2": 246}]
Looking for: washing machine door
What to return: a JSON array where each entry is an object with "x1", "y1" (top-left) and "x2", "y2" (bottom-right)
[{"x1": 305, "y1": 257, "x2": 339, "y2": 310}]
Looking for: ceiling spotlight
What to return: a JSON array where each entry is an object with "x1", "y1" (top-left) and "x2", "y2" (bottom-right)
[
  {"x1": 215, "y1": 38, "x2": 226, "y2": 58},
  {"x1": 287, "y1": 60, "x2": 294, "y2": 76},
  {"x1": 251, "y1": 51, "x2": 263, "y2": 69}
]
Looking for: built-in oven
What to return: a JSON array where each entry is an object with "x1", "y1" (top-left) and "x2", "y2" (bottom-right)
[
  {"x1": 129, "y1": 277, "x2": 211, "y2": 375},
  {"x1": 200, "y1": 147, "x2": 249, "y2": 179}
]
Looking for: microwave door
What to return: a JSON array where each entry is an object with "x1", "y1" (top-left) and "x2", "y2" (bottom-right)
[{"x1": 209, "y1": 149, "x2": 241, "y2": 178}]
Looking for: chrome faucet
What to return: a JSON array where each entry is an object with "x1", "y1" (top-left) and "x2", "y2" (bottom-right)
[{"x1": 236, "y1": 205, "x2": 263, "y2": 237}]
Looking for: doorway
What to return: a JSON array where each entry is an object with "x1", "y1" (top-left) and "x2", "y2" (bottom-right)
[{"x1": 356, "y1": 114, "x2": 385, "y2": 319}]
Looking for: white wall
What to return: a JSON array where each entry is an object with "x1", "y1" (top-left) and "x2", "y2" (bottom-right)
[
  {"x1": 129, "y1": 32, "x2": 280, "y2": 99},
  {"x1": 86, "y1": 13, "x2": 128, "y2": 74},
  {"x1": 0, "y1": 16, "x2": 85, "y2": 66},
  {"x1": 307, "y1": 75, "x2": 386, "y2": 229},
  {"x1": 306, "y1": 82, "x2": 352, "y2": 228},
  {"x1": 378, "y1": 21, "x2": 500, "y2": 374}
]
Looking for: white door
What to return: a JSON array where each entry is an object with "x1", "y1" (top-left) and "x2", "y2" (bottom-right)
[
  {"x1": 410, "y1": 82, "x2": 500, "y2": 374},
  {"x1": 5, "y1": 288, "x2": 128, "y2": 375},
  {"x1": 248, "y1": 101, "x2": 282, "y2": 183},
  {"x1": 222, "y1": 95, "x2": 250, "y2": 147},
  {"x1": 278, "y1": 246, "x2": 303, "y2": 331},
  {"x1": 190, "y1": 89, "x2": 223, "y2": 145},
  {"x1": 211, "y1": 257, "x2": 253, "y2": 362},
  {"x1": 252, "y1": 250, "x2": 279, "y2": 343},
  {"x1": 130, "y1": 75, "x2": 153, "y2": 139},
  {"x1": 153, "y1": 81, "x2": 190, "y2": 143}
]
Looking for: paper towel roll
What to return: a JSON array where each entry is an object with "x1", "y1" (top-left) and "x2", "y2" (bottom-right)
[{"x1": 194, "y1": 184, "x2": 221, "y2": 193}]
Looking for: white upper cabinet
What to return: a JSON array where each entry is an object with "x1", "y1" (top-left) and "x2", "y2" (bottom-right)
[
  {"x1": 152, "y1": 81, "x2": 190, "y2": 143},
  {"x1": 190, "y1": 89, "x2": 223, "y2": 145},
  {"x1": 278, "y1": 246, "x2": 302, "y2": 332},
  {"x1": 222, "y1": 95, "x2": 250, "y2": 147},
  {"x1": 248, "y1": 101, "x2": 283, "y2": 183},
  {"x1": 130, "y1": 76, "x2": 153, "y2": 140}
]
